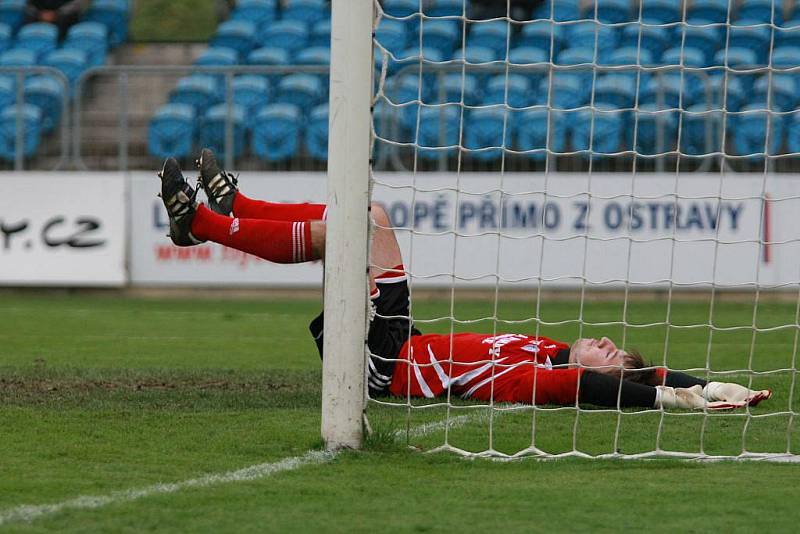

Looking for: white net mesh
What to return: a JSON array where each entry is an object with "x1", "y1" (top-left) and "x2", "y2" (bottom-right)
[{"x1": 366, "y1": 0, "x2": 800, "y2": 460}]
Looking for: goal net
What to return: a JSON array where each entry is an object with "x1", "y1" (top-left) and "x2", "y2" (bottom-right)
[{"x1": 324, "y1": 0, "x2": 800, "y2": 461}]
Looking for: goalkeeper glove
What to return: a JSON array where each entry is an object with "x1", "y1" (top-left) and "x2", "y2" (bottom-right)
[
  {"x1": 702, "y1": 382, "x2": 772, "y2": 407},
  {"x1": 655, "y1": 385, "x2": 747, "y2": 410}
]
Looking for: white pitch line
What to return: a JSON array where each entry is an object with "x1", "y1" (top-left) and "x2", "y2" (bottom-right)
[
  {"x1": 0, "y1": 450, "x2": 334, "y2": 528},
  {"x1": 0, "y1": 412, "x2": 483, "y2": 527}
]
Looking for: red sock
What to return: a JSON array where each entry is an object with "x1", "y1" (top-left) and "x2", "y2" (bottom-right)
[
  {"x1": 232, "y1": 192, "x2": 326, "y2": 221},
  {"x1": 191, "y1": 205, "x2": 314, "y2": 263}
]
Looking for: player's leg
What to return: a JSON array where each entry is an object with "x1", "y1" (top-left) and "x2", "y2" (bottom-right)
[
  {"x1": 196, "y1": 148, "x2": 326, "y2": 221},
  {"x1": 159, "y1": 157, "x2": 321, "y2": 263}
]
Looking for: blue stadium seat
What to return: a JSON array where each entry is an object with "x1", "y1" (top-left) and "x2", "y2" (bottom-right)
[
  {"x1": 296, "y1": 46, "x2": 331, "y2": 96},
  {"x1": 553, "y1": 47, "x2": 595, "y2": 98},
  {"x1": 382, "y1": 0, "x2": 419, "y2": 17},
  {"x1": 594, "y1": 75, "x2": 637, "y2": 109},
  {"x1": 597, "y1": 0, "x2": 634, "y2": 24},
  {"x1": 688, "y1": 0, "x2": 731, "y2": 24},
  {"x1": 753, "y1": 75, "x2": 797, "y2": 112},
  {"x1": 51, "y1": 46, "x2": 98, "y2": 92},
  {"x1": 416, "y1": 104, "x2": 461, "y2": 161},
  {"x1": 464, "y1": 107, "x2": 511, "y2": 161},
  {"x1": 706, "y1": 74, "x2": 746, "y2": 111},
  {"x1": 247, "y1": 46, "x2": 290, "y2": 86},
  {"x1": 421, "y1": 19, "x2": 460, "y2": 56},
  {"x1": 232, "y1": 75, "x2": 271, "y2": 127},
  {"x1": 680, "y1": 104, "x2": 724, "y2": 156},
  {"x1": 535, "y1": 0, "x2": 583, "y2": 22},
  {"x1": 16, "y1": 22, "x2": 58, "y2": 57},
  {"x1": 169, "y1": 75, "x2": 220, "y2": 114},
  {"x1": 385, "y1": 74, "x2": 426, "y2": 129},
  {"x1": 212, "y1": 20, "x2": 257, "y2": 59},
  {"x1": 509, "y1": 46, "x2": 547, "y2": 66},
  {"x1": 148, "y1": 103, "x2": 196, "y2": 159},
  {"x1": 195, "y1": 46, "x2": 238, "y2": 67},
  {"x1": 634, "y1": 104, "x2": 679, "y2": 155},
  {"x1": 259, "y1": 19, "x2": 309, "y2": 54},
  {"x1": 283, "y1": 0, "x2": 329, "y2": 25},
  {"x1": 604, "y1": 46, "x2": 654, "y2": 69},
  {"x1": 619, "y1": 23, "x2": 669, "y2": 63},
  {"x1": 713, "y1": 47, "x2": 759, "y2": 93},
  {"x1": 199, "y1": 103, "x2": 248, "y2": 160},
  {"x1": 194, "y1": 47, "x2": 238, "y2": 86},
  {"x1": 467, "y1": 20, "x2": 509, "y2": 56},
  {"x1": 776, "y1": 24, "x2": 800, "y2": 48},
  {"x1": 295, "y1": 46, "x2": 330, "y2": 65},
  {"x1": 0, "y1": 22, "x2": 11, "y2": 53},
  {"x1": 0, "y1": 0, "x2": 25, "y2": 32},
  {"x1": 785, "y1": 112, "x2": 800, "y2": 154},
  {"x1": 65, "y1": 22, "x2": 109, "y2": 67},
  {"x1": 516, "y1": 108, "x2": 569, "y2": 159},
  {"x1": 304, "y1": 103, "x2": 328, "y2": 160},
  {"x1": 542, "y1": 75, "x2": 586, "y2": 110},
  {"x1": 310, "y1": 18, "x2": 330, "y2": 47},
  {"x1": 0, "y1": 47, "x2": 36, "y2": 69},
  {"x1": 276, "y1": 73, "x2": 323, "y2": 111},
  {"x1": 509, "y1": 47, "x2": 547, "y2": 90},
  {"x1": 433, "y1": 72, "x2": 480, "y2": 106},
  {"x1": 640, "y1": 75, "x2": 691, "y2": 110},
  {"x1": 429, "y1": 0, "x2": 462, "y2": 17},
  {"x1": 566, "y1": 21, "x2": 618, "y2": 62},
  {"x1": 681, "y1": 21, "x2": 723, "y2": 64},
  {"x1": 84, "y1": 0, "x2": 129, "y2": 47},
  {"x1": 641, "y1": 0, "x2": 682, "y2": 23},
  {"x1": 732, "y1": 103, "x2": 784, "y2": 158},
  {"x1": 23, "y1": 75, "x2": 64, "y2": 133},
  {"x1": 231, "y1": 0, "x2": 277, "y2": 25},
  {"x1": 660, "y1": 47, "x2": 710, "y2": 103},
  {"x1": 729, "y1": 19, "x2": 772, "y2": 64},
  {"x1": 0, "y1": 76, "x2": 13, "y2": 110},
  {"x1": 375, "y1": 18, "x2": 408, "y2": 55},
  {"x1": 738, "y1": 0, "x2": 783, "y2": 24},
  {"x1": 251, "y1": 103, "x2": 302, "y2": 161},
  {"x1": 518, "y1": 20, "x2": 565, "y2": 58},
  {"x1": 0, "y1": 103, "x2": 41, "y2": 161},
  {"x1": 392, "y1": 46, "x2": 442, "y2": 83},
  {"x1": 572, "y1": 106, "x2": 624, "y2": 156},
  {"x1": 483, "y1": 74, "x2": 533, "y2": 108}
]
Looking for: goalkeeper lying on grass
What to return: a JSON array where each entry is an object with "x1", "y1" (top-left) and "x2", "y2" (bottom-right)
[{"x1": 157, "y1": 149, "x2": 772, "y2": 411}]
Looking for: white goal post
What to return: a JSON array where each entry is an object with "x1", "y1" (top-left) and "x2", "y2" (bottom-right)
[{"x1": 321, "y1": 0, "x2": 374, "y2": 450}]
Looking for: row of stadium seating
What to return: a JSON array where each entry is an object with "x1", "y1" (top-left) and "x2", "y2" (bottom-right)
[
  {"x1": 0, "y1": 0, "x2": 128, "y2": 162},
  {"x1": 374, "y1": 102, "x2": 797, "y2": 161},
  {"x1": 149, "y1": 101, "x2": 331, "y2": 162},
  {"x1": 377, "y1": 18, "x2": 800, "y2": 67},
  {"x1": 384, "y1": 0, "x2": 800, "y2": 26},
  {"x1": 149, "y1": 0, "x2": 800, "y2": 161},
  {"x1": 149, "y1": 93, "x2": 798, "y2": 164}
]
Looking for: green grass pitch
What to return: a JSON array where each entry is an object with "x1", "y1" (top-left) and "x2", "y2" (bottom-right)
[{"x1": 1, "y1": 293, "x2": 799, "y2": 532}]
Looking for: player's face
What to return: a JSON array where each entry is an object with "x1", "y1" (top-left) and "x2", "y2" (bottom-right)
[{"x1": 569, "y1": 337, "x2": 627, "y2": 373}]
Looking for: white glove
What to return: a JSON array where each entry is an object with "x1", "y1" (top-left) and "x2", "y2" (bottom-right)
[
  {"x1": 655, "y1": 385, "x2": 746, "y2": 410},
  {"x1": 703, "y1": 382, "x2": 772, "y2": 407}
]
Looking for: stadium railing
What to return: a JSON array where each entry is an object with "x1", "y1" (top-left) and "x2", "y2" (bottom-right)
[{"x1": 0, "y1": 66, "x2": 70, "y2": 170}]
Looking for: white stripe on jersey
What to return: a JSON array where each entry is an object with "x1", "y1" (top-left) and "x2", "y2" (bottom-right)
[
  {"x1": 411, "y1": 355, "x2": 434, "y2": 398},
  {"x1": 462, "y1": 361, "x2": 529, "y2": 399}
]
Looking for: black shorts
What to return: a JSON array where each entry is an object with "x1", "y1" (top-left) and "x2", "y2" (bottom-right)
[{"x1": 308, "y1": 279, "x2": 420, "y2": 396}]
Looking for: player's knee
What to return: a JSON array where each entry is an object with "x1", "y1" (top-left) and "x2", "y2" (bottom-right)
[
  {"x1": 310, "y1": 220, "x2": 326, "y2": 258},
  {"x1": 370, "y1": 203, "x2": 391, "y2": 228}
]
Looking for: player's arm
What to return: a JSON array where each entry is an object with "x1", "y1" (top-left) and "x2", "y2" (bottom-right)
[{"x1": 579, "y1": 372, "x2": 764, "y2": 410}]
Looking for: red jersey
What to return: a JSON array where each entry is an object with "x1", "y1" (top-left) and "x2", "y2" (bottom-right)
[{"x1": 389, "y1": 333, "x2": 584, "y2": 405}]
